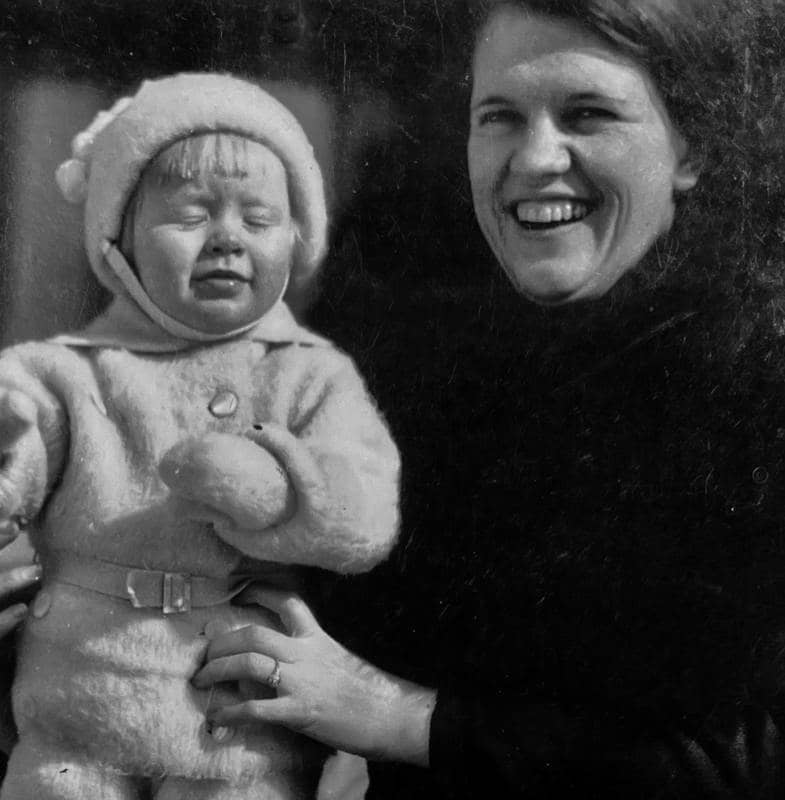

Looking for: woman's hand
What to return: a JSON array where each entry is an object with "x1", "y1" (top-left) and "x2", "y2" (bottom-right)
[
  {"x1": 192, "y1": 587, "x2": 436, "y2": 766},
  {"x1": 0, "y1": 520, "x2": 39, "y2": 639},
  {"x1": 0, "y1": 519, "x2": 41, "y2": 754}
]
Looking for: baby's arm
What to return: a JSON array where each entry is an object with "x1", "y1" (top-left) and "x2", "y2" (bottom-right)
[
  {"x1": 0, "y1": 353, "x2": 67, "y2": 524},
  {"x1": 0, "y1": 391, "x2": 39, "y2": 521},
  {"x1": 162, "y1": 350, "x2": 400, "y2": 573}
]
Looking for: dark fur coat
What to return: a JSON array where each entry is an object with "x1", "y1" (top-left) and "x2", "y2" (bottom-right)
[{"x1": 320, "y1": 267, "x2": 785, "y2": 797}]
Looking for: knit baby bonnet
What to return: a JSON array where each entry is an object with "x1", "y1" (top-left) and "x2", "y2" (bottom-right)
[{"x1": 56, "y1": 73, "x2": 328, "y2": 341}]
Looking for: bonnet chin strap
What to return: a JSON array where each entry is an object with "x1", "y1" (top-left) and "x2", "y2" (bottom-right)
[{"x1": 101, "y1": 242, "x2": 268, "y2": 343}]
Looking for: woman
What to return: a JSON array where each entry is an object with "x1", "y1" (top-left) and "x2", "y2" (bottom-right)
[
  {"x1": 0, "y1": 521, "x2": 40, "y2": 758},
  {"x1": 188, "y1": 0, "x2": 785, "y2": 798},
  {"x1": 7, "y1": 0, "x2": 785, "y2": 796},
  {"x1": 191, "y1": 0, "x2": 785, "y2": 796},
  {"x1": 194, "y1": 0, "x2": 785, "y2": 798}
]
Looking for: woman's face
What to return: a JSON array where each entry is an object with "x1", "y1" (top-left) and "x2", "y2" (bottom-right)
[{"x1": 468, "y1": 6, "x2": 698, "y2": 304}]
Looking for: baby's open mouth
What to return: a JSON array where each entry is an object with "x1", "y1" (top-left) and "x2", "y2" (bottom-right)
[
  {"x1": 193, "y1": 270, "x2": 249, "y2": 283},
  {"x1": 192, "y1": 270, "x2": 250, "y2": 299},
  {"x1": 512, "y1": 199, "x2": 595, "y2": 230}
]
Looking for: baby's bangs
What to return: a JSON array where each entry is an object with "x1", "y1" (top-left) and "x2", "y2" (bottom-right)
[{"x1": 149, "y1": 133, "x2": 253, "y2": 183}]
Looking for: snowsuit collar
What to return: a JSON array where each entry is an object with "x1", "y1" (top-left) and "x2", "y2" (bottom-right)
[{"x1": 51, "y1": 295, "x2": 329, "y2": 353}]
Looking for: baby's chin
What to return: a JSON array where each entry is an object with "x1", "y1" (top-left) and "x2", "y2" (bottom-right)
[{"x1": 174, "y1": 298, "x2": 268, "y2": 335}]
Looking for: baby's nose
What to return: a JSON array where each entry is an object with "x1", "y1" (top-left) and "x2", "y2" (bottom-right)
[{"x1": 205, "y1": 228, "x2": 244, "y2": 256}]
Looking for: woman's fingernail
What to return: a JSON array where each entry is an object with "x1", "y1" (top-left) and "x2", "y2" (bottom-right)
[
  {"x1": 21, "y1": 565, "x2": 42, "y2": 582},
  {"x1": 204, "y1": 619, "x2": 234, "y2": 639},
  {"x1": 0, "y1": 526, "x2": 19, "y2": 541}
]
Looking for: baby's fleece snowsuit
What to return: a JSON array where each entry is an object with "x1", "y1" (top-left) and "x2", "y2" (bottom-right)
[{"x1": 0, "y1": 297, "x2": 400, "y2": 799}]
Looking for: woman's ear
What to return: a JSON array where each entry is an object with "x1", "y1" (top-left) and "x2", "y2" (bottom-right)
[{"x1": 673, "y1": 138, "x2": 701, "y2": 193}]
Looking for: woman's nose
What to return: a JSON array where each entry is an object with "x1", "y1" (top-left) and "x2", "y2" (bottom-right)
[{"x1": 509, "y1": 117, "x2": 571, "y2": 178}]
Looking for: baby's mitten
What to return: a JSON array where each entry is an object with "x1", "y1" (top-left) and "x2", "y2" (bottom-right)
[{"x1": 159, "y1": 432, "x2": 295, "y2": 530}]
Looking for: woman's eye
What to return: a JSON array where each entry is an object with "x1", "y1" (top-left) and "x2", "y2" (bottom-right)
[
  {"x1": 476, "y1": 108, "x2": 521, "y2": 128},
  {"x1": 565, "y1": 107, "x2": 618, "y2": 127}
]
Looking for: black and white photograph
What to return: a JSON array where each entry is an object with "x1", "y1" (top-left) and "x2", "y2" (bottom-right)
[{"x1": 0, "y1": 1, "x2": 784, "y2": 797}]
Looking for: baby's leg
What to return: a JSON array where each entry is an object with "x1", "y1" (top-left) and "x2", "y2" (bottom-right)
[
  {"x1": 155, "y1": 773, "x2": 318, "y2": 800},
  {"x1": 1, "y1": 731, "x2": 138, "y2": 800}
]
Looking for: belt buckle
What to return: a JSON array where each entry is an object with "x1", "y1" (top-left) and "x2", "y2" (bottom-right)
[
  {"x1": 125, "y1": 569, "x2": 192, "y2": 614},
  {"x1": 162, "y1": 572, "x2": 192, "y2": 614}
]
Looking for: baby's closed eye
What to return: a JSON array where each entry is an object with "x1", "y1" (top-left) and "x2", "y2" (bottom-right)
[
  {"x1": 176, "y1": 206, "x2": 209, "y2": 227},
  {"x1": 243, "y1": 206, "x2": 283, "y2": 228}
]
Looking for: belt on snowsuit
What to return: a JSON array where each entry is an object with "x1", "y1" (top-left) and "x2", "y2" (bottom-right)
[{"x1": 44, "y1": 550, "x2": 256, "y2": 614}]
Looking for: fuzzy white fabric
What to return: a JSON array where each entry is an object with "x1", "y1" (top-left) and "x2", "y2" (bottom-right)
[
  {"x1": 0, "y1": 306, "x2": 399, "y2": 796},
  {"x1": 51, "y1": 293, "x2": 327, "y2": 353},
  {"x1": 74, "y1": 73, "x2": 328, "y2": 296}
]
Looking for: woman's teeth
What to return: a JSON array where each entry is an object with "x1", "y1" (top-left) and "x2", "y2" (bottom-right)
[{"x1": 515, "y1": 200, "x2": 590, "y2": 225}]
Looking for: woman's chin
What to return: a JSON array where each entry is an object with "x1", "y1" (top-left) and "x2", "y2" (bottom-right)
[
  {"x1": 503, "y1": 255, "x2": 634, "y2": 306},
  {"x1": 505, "y1": 264, "x2": 592, "y2": 306}
]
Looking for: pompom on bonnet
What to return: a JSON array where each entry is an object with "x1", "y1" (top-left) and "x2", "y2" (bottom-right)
[{"x1": 56, "y1": 73, "x2": 328, "y2": 301}]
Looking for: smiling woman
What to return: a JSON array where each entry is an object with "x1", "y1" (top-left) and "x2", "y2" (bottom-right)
[
  {"x1": 188, "y1": 2, "x2": 785, "y2": 799},
  {"x1": 468, "y1": 8, "x2": 698, "y2": 303}
]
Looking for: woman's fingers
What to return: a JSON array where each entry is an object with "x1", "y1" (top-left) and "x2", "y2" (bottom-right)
[
  {"x1": 202, "y1": 619, "x2": 239, "y2": 641},
  {"x1": 236, "y1": 586, "x2": 318, "y2": 637},
  {"x1": 204, "y1": 623, "x2": 292, "y2": 663},
  {"x1": 0, "y1": 521, "x2": 20, "y2": 550},
  {"x1": 0, "y1": 564, "x2": 40, "y2": 599},
  {"x1": 208, "y1": 697, "x2": 304, "y2": 729},
  {"x1": 0, "y1": 565, "x2": 41, "y2": 640},
  {"x1": 0, "y1": 603, "x2": 27, "y2": 639},
  {"x1": 193, "y1": 651, "x2": 279, "y2": 689}
]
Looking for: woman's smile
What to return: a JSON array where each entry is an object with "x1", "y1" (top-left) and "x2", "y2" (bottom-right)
[{"x1": 511, "y1": 197, "x2": 595, "y2": 228}]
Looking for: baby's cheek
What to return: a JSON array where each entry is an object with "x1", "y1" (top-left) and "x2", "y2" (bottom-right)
[{"x1": 268, "y1": 232, "x2": 297, "y2": 267}]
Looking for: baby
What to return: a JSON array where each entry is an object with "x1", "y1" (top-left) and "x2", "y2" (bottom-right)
[{"x1": 0, "y1": 73, "x2": 399, "y2": 799}]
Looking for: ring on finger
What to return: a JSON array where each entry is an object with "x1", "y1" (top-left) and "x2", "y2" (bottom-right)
[{"x1": 266, "y1": 658, "x2": 281, "y2": 689}]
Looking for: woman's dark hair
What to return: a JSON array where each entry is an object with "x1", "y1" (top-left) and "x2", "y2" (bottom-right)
[{"x1": 464, "y1": 0, "x2": 785, "y2": 310}]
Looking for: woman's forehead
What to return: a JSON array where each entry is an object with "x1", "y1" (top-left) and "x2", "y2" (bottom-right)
[{"x1": 472, "y1": 8, "x2": 655, "y2": 105}]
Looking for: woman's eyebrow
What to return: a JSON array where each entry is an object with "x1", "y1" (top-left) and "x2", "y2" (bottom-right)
[
  {"x1": 471, "y1": 94, "x2": 511, "y2": 111},
  {"x1": 472, "y1": 91, "x2": 634, "y2": 111},
  {"x1": 567, "y1": 90, "x2": 630, "y2": 105}
]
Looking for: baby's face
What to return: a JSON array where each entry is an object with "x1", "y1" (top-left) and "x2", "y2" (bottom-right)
[{"x1": 132, "y1": 140, "x2": 294, "y2": 334}]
